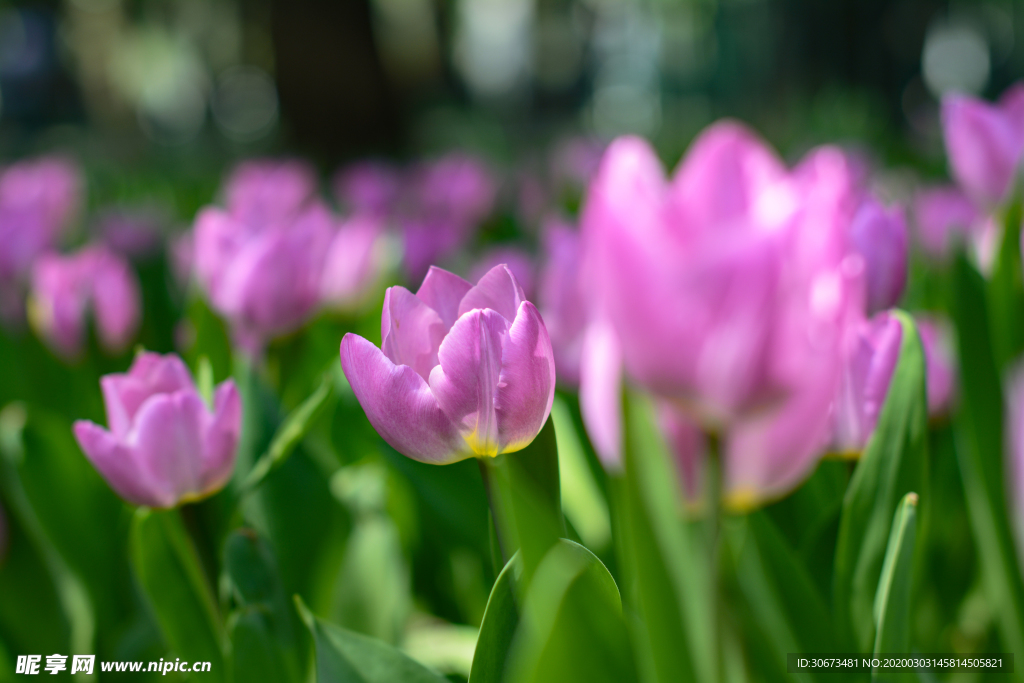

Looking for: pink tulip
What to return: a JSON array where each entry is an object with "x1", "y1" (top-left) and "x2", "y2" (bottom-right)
[
  {"x1": 848, "y1": 197, "x2": 907, "y2": 315},
  {"x1": 333, "y1": 161, "x2": 402, "y2": 216},
  {"x1": 223, "y1": 159, "x2": 317, "y2": 228},
  {"x1": 193, "y1": 202, "x2": 334, "y2": 345},
  {"x1": 28, "y1": 246, "x2": 141, "y2": 358},
  {"x1": 913, "y1": 185, "x2": 982, "y2": 259},
  {"x1": 941, "y1": 83, "x2": 1024, "y2": 207},
  {"x1": 915, "y1": 314, "x2": 956, "y2": 417},
  {"x1": 579, "y1": 122, "x2": 865, "y2": 504},
  {"x1": 829, "y1": 313, "x2": 903, "y2": 454},
  {"x1": 320, "y1": 215, "x2": 389, "y2": 308},
  {"x1": 469, "y1": 247, "x2": 535, "y2": 301},
  {"x1": 340, "y1": 265, "x2": 555, "y2": 464},
  {"x1": 538, "y1": 218, "x2": 588, "y2": 386},
  {"x1": 73, "y1": 352, "x2": 241, "y2": 508}
]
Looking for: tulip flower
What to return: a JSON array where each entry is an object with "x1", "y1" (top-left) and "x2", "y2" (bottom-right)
[
  {"x1": 333, "y1": 161, "x2": 402, "y2": 216},
  {"x1": 94, "y1": 207, "x2": 168, "y2": 259},
  {"x1": 829, "y1": 313, "x2": 902, "y2": 455},
  {"x1": 579, "y1": 122, "x2": 864, "y2": 504},
  {"x1": 915, "y1": 314, "x2": 956, "y2": 417},
  {"x1": 538, "y1": 219, "x2": 588, "y2": 386},
  {"x1": 0, "y1": 157, "x2": 82, "y2": 320},
  {"x1": 320, "y1": 215, "x2": 391, "y2": 308},
  {"x1": 28, "y1": 246, "x2": 141, "y2": 358},
  {"x1": 73, "y1": 352, "x2": 241, "y2": 508},
  {"x1": 941, "y1": 83, "x2": 1024, "y2": 208},
  {"x1": 848, "y1": 197, "x2": 907, "y2": 315},
  {"x1": 223, "y1": 159, "x2": 317, "y2": 228},
  {"x1": 400, "y1": 154, "x2": 497, "y2": 281},
  {"x1": 913, "y1": 185, "x2": 982, "y2": 260},
  {"x1": 340, "y1": 264, "x2": 555, "y2": 464},
  {"x1": 193, "y1": 202, "x2": 334, "y2": 346}
]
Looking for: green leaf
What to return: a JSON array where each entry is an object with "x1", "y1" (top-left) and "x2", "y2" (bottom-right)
[
  {"x1": 294, "y1": 596, "x2": 448, "y2": 683},
  {"x1": 551, "y1": 396, "x2": 611, "y2": 552},
  {"x1": 506, "y1": 539, "x2": 634, "y2": 683},
  {"x1": 129, "y1": 508, "x2": 225, "y2": 683},
  {"x1": 614, "y1": 391, "x2": 709, "y2": 683},
  {"x1": 242, "y1": 372, "x2": 334, "y2": 494},
  {"x1": 872, "y1": 493, "x2": 918, "y2": 668},
  {"x1": 833, "y1": 310, "x2": 927, "y2": 652},
  {"x1": 469, "y1": 552, "x2": 521, "y2": 683},
  {"x1": 224, "y1": 529, "x2": 302, "y2": 683},
  {"x1": 951, "y1": 253, "x2": 1024, "y2": 655},
  {"x1": 728, "y1": 510, "x2": 836, "y2": 682}
]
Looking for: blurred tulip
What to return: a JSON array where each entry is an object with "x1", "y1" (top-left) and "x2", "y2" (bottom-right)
[
  {"x1": 400, "y1": 154, "x2": 497, "y2": 281},
  {"x1": 579, "y1": 123, "x2": 865, "y2": 503},
  {"x1": 913, "y1": 185, "x2": 981, "y2": 260},
  {"x1": 0, "y1": 157, "x2": 82, "y2": 320},
  {"x1": 941, "y1": 83, "x2": 1024, "y2": 208},
  {"x1": 320, "y1": 215, "x2": 391, "y2": 308},
  {"x1": 538, "y1": 219, "x2": 588, "y2": 386},
  {"x1": 223, "y1": 159, "x2": 317, "y2": 228},
  {"x1": 469, "y1": 246, "x2": 535, "y2": 300},
  {"x1": 94, "y1": 207, "x2": 168, "y2": 259},
  {"x1": 73, "y1": 352, "x2": 241, "y2": 508},
  {"x1": 28, "y1": 246, "x2": 141, "y2": 358},
  {"x1": 915, "y1": 314, "x2": 956, "y2": 417},
  {"x1": 334, "y1": 161, "x2": 402, "y2": 216},
  {"x1": 193, "y1": 202, "x2": 334, "y2": 346},
  {"x1": 550, "y1": 137, "x2": 605, "y2": 195},
  {"x1": 830, "y1": 313, "x2": 902, "y2": 454},
  {"x1": 340, "y1": 264, "x2": 555, "y2": 464},
  {"x1": 848, "y1": 197, "x2": 907, "y2": 314}
]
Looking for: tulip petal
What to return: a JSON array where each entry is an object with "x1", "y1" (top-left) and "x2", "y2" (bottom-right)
[
  {"x1": 578, "y1": 320, "x2": 624, "y2": 470},
  {"x1": 416, "y1": 266, "x2": 473, "y2": 330},
  {"x1": 101, "y1": 353, "x2": 195, "y2": 438},
  {"x1": 494, "y1": 302, "x2": 556, "y2": 453},
  {"x1": 91, "y1": 250, "x2": 141, "y2": 352},
  {"x1": 457, "y1": 264, "x2": 526, "y2": 322},
  {"x1": 381, "y1": 286, "x2": 447, "y2": 379},
  {"x1": 129, "y1": 392, "x2": 210, "y2": 506},
  {"x1": 428, "y1": 308, "x2": 509, "y2": 456},
  {"x1": 73, "y1": 420, "x2": 166, "y2": 507},
  {"x1": 341, "y1": 333, "x2": 464, "y2": 463},
  {"x1": 200, "y1": 380, "x2": 242, "y2": 494},
  {"x1": 942, "y1": 93, "x2": 1023, "y2": 206}
]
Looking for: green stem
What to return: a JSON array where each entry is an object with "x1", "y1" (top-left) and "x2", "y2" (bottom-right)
[
  {"x1": 478, "y1": 458, "x2": 512, "y2": 568},
  {"x1": 705, "y1": 431, "x2": 723, "y2": 683}
]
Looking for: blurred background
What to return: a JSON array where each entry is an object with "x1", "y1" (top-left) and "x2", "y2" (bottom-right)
[{"x1": 1, "y1": 0, "x2": 1023, "y2": 198}]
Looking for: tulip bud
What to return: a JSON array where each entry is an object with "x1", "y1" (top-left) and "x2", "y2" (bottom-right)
[
  {"x1": 28, "y1": 246, "x2": 141, "y2": 358},
  {"x1": 941, "y1": 84, "x2": 1024, "y2": 208},
  {"x1": 224, "y1": 159, "x2": 317, "y2": 228},
  {"x1": 915, "y1": 314, "x2": 956, "y2": 417},
  {"x1": 830, "y1": 313, "x2": 902, "y2": 454},
  {"x1": 73, "y1": 352, "x2": 241, "y2": 508},
  {"x1": 340, "y1": 265, "x2": 555, "y2": 463},
  {"x1": 848, "y1": 197, "x2": 907, "y2": 315}
]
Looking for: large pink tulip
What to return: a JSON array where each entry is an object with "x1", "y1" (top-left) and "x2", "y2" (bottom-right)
[
  {"x1": 340, "y1": 265, "x2": 556, "y2": 464},
  {"x1": 73, "y1": 352, "x2": 241, "y2": 508},
  {"x1": 579, "y1": 122, "x2": 864, "y2": 504},
  {"x1": 941, "y1": 83, "x2": 1024, "y2": 208}
]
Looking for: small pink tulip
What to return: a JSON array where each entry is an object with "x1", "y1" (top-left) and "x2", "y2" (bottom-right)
[
  {"x1": 29, "y1": 246, "x2": 141, "y2": 358},
  {"x1": 830, "y1": 313, "x2": 903, "y2": 454},
  {"x1": 538, "y1": 218, "x2": 588, "y2": 386},
  {"x1": 941, "y1": 83, "x2": 1024, "y2": 207},
  {"x1": 340, "y1": 265, "x2": 555, "y2": 464},
  {"x1": 73, "y1": 352, "x2": 241, "y2": 508},
  {"x1": 913, "y1": 185, "x2": 981, "y2": 260},
  {"x1": 915, "y1": 314, "x2": 956, "y2": 417}
]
